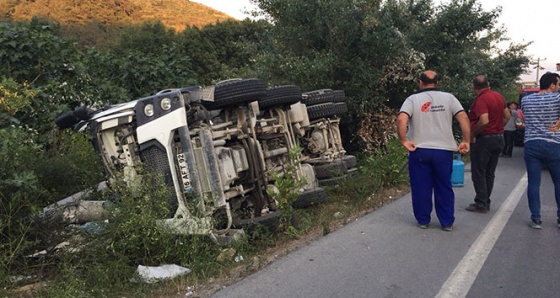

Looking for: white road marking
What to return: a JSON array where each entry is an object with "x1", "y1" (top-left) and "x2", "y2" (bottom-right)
[{"x1": 435, "y1": 173, "x2": 528, "y2": 298}]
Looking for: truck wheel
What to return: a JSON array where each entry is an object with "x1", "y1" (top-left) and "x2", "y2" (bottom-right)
[
  {"x1": 259, "y1": 85, "x2": 303, "y2": 109},
  {"x1": 202, "y1": 78, "x2": 267, "y2": 110},
  {"x1": 232, "y1": 210, "x2": 282, "y2": 235},
  {"x1": 303, "y1": 89, "x2": 333, "y2": 106},
  {"x1": 292, "y1": 187, "x2": 326, "y2": 209},
  {"x1": 333, "y1": 102, "x2": 348, "y2": 115},
  {"x1": 307, "y1": 102, "x2": 336, "y2": 120},
  {"x1": 342, "y1": 155, "x2": 357, "y2": 169},
  {"x1": 347, "y1": 167, "x2": 358, "y2": 178},
  {"x1": 331, "y1": 90, "x2": 346, "y2": 102},
  {"x1": 313, "y1": 159, "x2": 348, "y2": 179},
  {"x1": 307, "y1": 102, "x2": 347, "y2": 120},
  {"x1": 318, "y1": 175, "x2": 348, "y2": 187}
]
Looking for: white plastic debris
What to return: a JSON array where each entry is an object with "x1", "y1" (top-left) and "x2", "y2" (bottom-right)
[
  {"x1": 136, "y1": 264, "x2": 191, "y2": 283},
  {"x1": 27, "y1": 241, "x2": 71, "y2": 258},
  {"x1": 185, "y1": 286, "x2": 194, "y2": 297}
]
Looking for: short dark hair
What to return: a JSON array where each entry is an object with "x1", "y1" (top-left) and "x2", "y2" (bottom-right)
[
  {"x1": 472, "y1": 74, "x2": 489, "y2": 90},
  {"x1": 419, "y1": 72, "x2": 439, "y2": 85},
  {"x1": 508, "y1": 102, "x2": 518, "y2": 108},
  {"x1": 539, "y1": 72, "x2": 560, "y2": 90}
]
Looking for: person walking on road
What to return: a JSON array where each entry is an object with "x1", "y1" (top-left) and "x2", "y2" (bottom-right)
[
  {"x1": 397, "y1": 70, "x2": 470, "y2": 231},
  {"x1": 520, "y1": 72, "x2": 560, "y2": 229},
  {"x1": 500, "y1": 102, "x2": 518, "y2": 158},
  {"x1": 466, "y1": 74, "x2": 509, "y2": 213}
]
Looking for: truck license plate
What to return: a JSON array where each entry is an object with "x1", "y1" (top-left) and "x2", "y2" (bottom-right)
[{"x1": 177, "y1": 153, "x2": 193, "y2": 193}]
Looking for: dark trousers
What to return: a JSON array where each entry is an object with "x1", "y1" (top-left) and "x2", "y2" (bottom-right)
[
  {"x1": 501, "y1": 130, "x2": 516, "y2": 156},
  {"x1": 408, "y1": 148, "x2": 454, "y2": 227},
  {"x1": 471, "y1": 135, "x2": 504, "y2": 209}
]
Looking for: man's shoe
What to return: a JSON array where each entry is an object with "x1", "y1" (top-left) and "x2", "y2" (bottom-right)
[
  {"x1": 530, "y1": 219, "x2": 543, "y2": 229},
  {"x1": 557, "y1": 218, "x2": 560, "y2": 228},
  {"x1": 465, "y1": 204, "x2": 488, "y2": 214},
  {"x1": 418, "y1": 223, "x2": 429, "y2": 229},
  {"x1": 442, "y1": 226, "x2": 453, "y2": 232}
]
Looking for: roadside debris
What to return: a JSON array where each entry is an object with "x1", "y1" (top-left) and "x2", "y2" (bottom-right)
[{"x1": 135, "y1": 264, "x2": 191, "y2": 283}]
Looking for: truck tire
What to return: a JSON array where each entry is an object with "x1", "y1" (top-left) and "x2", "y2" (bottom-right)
[
  {"x1": 347, "y1": 167, "x2": 358, "y2": 178},
  {"x1": 259, "y1": 85, "x2": 303, "y2": 110},
  {"x1": 303, "y1": 89, "x2": 333, "y2": 106},
  {"x1": 318, "y1": 175, "x2": 348, "y2": 187},
  {"x1": 307, "y1": 102, "x2": 336, "y2": 120},
  {"x1": 331, "y1": 90, "x2": 346, "y2": 102},
  {"x1": 292, "y1": 187, "x2": 326, "y2": 209},
  {"x1": 333, "y1": 102, "x2": 348, "y2": 115},
  {"x1": 202, "y1": 78, "x2": 267, "y2": 110},
  {"x1": 342, "y1": 155, "x2": 357, "y2": 169},
  {"x1": 313, "y1": 159, "x2": 348, "y2": 179},
  {"x1": 232, "y1": 210, "x2": 282, "y2": 235}
]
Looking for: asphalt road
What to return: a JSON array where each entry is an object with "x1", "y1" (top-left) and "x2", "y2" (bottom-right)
[{"x1": 211, "y1": 147, "x2": 560, "y2": 298}]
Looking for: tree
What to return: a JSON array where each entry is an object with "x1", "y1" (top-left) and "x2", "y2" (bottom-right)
[
  {"x1": 251, "y1": 0, "x2": 529, "y2": 104},
  {"x1": 408, "y1": 0, "x2": 529, "y2": 104},
  {"x1": 180, "y1": 19, "x2": 273, "y2": 85},
  {"x1": 251, "y1": 0, "x2": 530, "y2": 150}
]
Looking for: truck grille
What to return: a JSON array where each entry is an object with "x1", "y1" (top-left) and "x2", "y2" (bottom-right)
[{"x1": 140, "y1": 146, "x2": 178, "y2": 215}]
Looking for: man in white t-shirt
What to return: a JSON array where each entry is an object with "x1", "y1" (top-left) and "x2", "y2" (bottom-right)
[{"x1": 397, "y1": 70, "x2": 470, "y2": 231}]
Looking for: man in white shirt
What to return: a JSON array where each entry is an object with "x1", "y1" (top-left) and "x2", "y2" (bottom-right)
[{"x1": 397, "y1": 70, "x2": 470, "y2": 231}]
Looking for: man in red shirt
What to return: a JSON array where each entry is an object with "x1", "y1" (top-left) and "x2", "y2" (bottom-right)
[{"x1": 466, "y1": 74, "x2": 510, "y2": 213}]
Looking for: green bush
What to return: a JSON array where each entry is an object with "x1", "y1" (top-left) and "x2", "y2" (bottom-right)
[
  {"x1": 36, "y1": 173, "x2": 222, "y2": 296},
  {"x1": 36, "y1": 130, "x2": 104, "y2": 203},
  {"x1": 327, "y1": 138, "x2": 409, "y2": 209},
  {"x1": 0, "y1": 125, "x2": 45, "y2": 289},
  {"x1": 0, "y1": 126, "x2": 103, "y2": 290}
]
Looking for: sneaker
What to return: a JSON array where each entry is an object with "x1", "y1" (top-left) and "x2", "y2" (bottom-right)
[
  {"x1": 465, "y1": 204, "x2": 488, "y2": 214},
  {"x1": 442, "y1": 226, "x2": 453, "y2": 232},
  {"x1": 418, "y1": 223, "x2": 429, "y2": 229},
  {"x1": 530, "y1": 219, "x2": 543, "y2": 229}
]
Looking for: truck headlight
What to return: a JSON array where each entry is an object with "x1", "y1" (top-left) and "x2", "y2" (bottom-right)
[
  {"x1": 161, "y1": 98, "x2": 172, "y2": 111},
  {"x1": 144, "y1": 104, "x2": 154, "y2": 117}
]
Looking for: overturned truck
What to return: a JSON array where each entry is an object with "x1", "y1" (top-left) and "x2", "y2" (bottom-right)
[{"x1": 55, "y1": 78, "x2": 354, "y2": 242}]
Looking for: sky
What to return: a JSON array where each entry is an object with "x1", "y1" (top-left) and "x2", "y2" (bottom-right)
[{"x1": 192, "y1": 0, "x2": 559, "y2": 82}]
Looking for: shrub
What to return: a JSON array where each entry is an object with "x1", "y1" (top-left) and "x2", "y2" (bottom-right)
[{"x1": 0, "y1": 125, "x2": 45, "y2": 289}]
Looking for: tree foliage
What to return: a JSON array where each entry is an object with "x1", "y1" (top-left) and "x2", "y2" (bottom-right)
[
  {"x1": 180, "y1": 19, "x2": 274, "y2": 85},
  {"x1": 253, "y1": 0, "x2": 529, "y2": 109}
]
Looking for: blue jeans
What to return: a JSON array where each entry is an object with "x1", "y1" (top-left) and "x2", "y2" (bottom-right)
[
  {"x1": 524, "y1": 140, "x2": 560, "y2": 221},
  {"x1": 408, "y1": 148, "x2": 454, "y2": 227}
]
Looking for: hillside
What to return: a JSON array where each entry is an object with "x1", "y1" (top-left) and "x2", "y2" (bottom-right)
[{"x1": 2, "y1": 0, "x2": 234, "y2": 31}]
